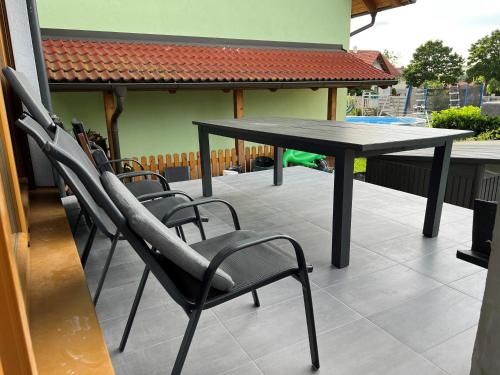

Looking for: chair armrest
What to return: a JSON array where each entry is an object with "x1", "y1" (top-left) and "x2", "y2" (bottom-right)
[
  {"x1": 136, "y1": 190, "x2": 194, "y2": 202},
  {"x1": 196, "y1": 232, "x2": 309, "y2": 306},
  {"x1": 137, "y1": 191, "x2": 209, "y2": 223},
  {"x1": 105, "y1": 158, "x2": 145, "y2": 170},
  {"x1": 117, "y1": 171, "x2": 170, "y2": 191},
  {"x1": 161, "y1": 198, "x2": 240, "y2": 230}
]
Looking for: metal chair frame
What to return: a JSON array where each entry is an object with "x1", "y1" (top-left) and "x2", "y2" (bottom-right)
[
  {"x1": 43, "y1": 138, "x2": 320, "y2": 374},
  {"x1": 16, "y1": 114, "x2": 207, "y2": 306}
]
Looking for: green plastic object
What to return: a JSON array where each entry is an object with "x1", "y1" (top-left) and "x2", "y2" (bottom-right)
[{"x1": 282, "y1": 149, "x2": 326, "y2": 168}]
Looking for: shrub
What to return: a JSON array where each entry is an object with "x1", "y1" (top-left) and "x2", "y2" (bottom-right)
[
  {"x1": 347, "y1": 107, "x2": 362, "y2": 116},
  {"x1": 472, "y1": 129, "x2": 500, "y2": 141},
  {"x1": 431, "y1": 106, "x2": 500, "y2": 135}
]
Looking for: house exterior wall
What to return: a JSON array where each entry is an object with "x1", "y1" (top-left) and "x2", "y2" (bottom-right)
[
  {"x1": 5, "y1": 0, "x2": 54, "y2": 186},
  {"x1": 36, "y1": 0, "x2": 352, "y2": 157}
]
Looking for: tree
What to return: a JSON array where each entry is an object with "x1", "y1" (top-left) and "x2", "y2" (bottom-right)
[
  {"x1": 487, "y1": 78, "x2": 500, "y2": 95},
  {"x1": 403, "y1": 40, "x2": 464, "y2": 87},
  {"x1": 382, "y1": 49, "x2": 400, "y2": 66},
  {"x1": 466, "y1": 30, "x2": 500, "y2": 84}
]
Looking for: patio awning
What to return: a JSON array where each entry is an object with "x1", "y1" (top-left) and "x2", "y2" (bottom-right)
[{"x1": 41, "y1": 29, "x2": 398, "y2": 91}]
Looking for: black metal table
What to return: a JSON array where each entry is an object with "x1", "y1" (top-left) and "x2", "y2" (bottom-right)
[{"x1": 193, "y1": 117, "x2": 472, "y2": 268}]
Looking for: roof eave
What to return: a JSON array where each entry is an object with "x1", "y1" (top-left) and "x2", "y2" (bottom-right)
[
  {"x1": 48, "y1": 79, "x2": 398, "y2": 92},
  {"x1": 351, "y1": 1, "x2": 416, "y2": 18}
]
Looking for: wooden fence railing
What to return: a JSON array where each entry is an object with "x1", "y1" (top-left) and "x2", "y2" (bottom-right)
[{"x1": 131, "y1": 145, "x2": 274, "y2": 180}]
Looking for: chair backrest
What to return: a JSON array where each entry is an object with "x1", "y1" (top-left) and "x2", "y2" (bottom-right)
[
  {"x1": 41, "y1": 135, "x2": 214, "y2": 309},
  {"x1": 165, "y1": 166, "x2": 190, "y2": 183},
  {"x1": 6, "y1": 67, "x2": 229, "y2": 301},
  {"x1": 16, "y1": 115, "x2": 116, "y2": 238},
  {"x1": 92, "y1": 148, "x2": 115, "y2": 173},
  {"x1": 70, "y1": 119, "x2": 115, "y2": 173},
  {"x1": 71, "y1": 119, "x2": 89, "y2": 146},
  {"x1": 101, "y1": 171, "x2": 234, "y2": 291},
  {"x1": 3, "y1": 66, "x2": 116, "y2": 237},
  {"x1": 2, "y1": 67, "x2": 56, "y2": 135}
]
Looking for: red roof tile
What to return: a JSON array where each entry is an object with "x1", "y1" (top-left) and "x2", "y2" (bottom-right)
[
  {"x1": 349, "y1": 50, "x2": 401, "y2": 77},
  {"x1": 42, "y1": 38, "x2": 396, "y2": 87}
]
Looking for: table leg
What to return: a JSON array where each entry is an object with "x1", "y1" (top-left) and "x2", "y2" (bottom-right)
[
  {"x1": 332, "y1": 149, "x2": 355, "y2": 268},
  {"x1": 198, "y1": 127, "x2": 212, "y2": 197},
  {"x1": 273, "y1": 146, "x2": 283, "y2": 186},
  {"x1": 423, "y1": 141, "x2": 452, "y2": 237}
]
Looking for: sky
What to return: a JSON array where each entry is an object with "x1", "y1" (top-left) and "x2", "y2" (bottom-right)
[{"x1": 350, "y1": 0, "x2": 500, "y2": 67}]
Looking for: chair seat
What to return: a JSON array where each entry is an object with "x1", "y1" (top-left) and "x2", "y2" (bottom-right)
[
  {"x1": 142, "y1": 196, "x2": 202, "y2": 227},
  {"x1": 191, "y1": 230, "x2": 299, "y2": 290},
  {"x1": 125, "y1": 179, "x2": 164, "y2": 197}
]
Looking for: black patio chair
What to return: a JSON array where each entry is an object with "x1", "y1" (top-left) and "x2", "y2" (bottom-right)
[
  {"x1": 71, "y1": 118, "x2": 170, "y2": 198},
  {"x1": 16, "y1": 113, "x2": 208, "y2": 304},
  {"x1": 457, "y1": 199, "x2": 498, "y2": 268},
  {"x1": 165, "y1": 166, "x2": 191, "y2": 183},
  {"x1": 71, "y1": 117, "x2": 181, "y2": 237},
  {"x1": 2, "y1": 67, "x2": 170, "y2": 210},
  {"x1": 3, "y1": 67, "x2": 210, "y2": 301},
  {"x1": 41, "y1": 135, "x2": 320, "y2": 374}
]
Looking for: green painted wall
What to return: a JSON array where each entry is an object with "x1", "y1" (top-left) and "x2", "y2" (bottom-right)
[
  {"x1": 38, "y1": 0, "x2": 351, "y2": 157},
  {"x1": 51, "y1": 89, "x2": 336, "y2": 157}
]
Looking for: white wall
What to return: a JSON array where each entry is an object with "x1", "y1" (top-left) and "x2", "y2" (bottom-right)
[{"x1": 5, "y1": 0, "x2": 53, "y2": 186}]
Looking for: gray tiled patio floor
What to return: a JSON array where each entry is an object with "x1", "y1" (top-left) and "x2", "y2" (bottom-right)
[{"x1": 66, "y1": 166, "x2": 484, "y2": 375}]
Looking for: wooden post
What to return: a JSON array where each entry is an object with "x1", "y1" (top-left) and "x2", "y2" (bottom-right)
[
  {"x1": 245, "y1": 147, "x2": 251, "y2": 171},
  {"x1": 103, "y1": 90, "x2": 116, "y2": 159},
  {"x1": 326, "y1": 87, "x2": 338, "y2": 168},
  {"x1": 233, "y1": 89, "x2": 245, "y2": 172},
  {"x1": 327, "y1": 87, "x2": 338, "y2": 121},
  {"x1": 157, "y1": 155, "x2": 165, "y2": 175}
]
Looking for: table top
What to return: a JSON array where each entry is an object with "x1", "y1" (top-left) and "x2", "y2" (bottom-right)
[
  {"x1": 379, "y1": 140, "x2": 500, "y2": 164},
  {"x1": 193, "y1": 117, "x2": 473, "y2": 153}
]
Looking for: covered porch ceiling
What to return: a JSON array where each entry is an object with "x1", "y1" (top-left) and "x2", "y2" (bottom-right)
[{"x1": 351, "y1": 0, "x2": 416, "y2": 18}]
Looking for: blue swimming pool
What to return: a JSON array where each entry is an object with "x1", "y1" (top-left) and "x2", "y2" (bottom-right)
[{"x1": 345, "y1": 116, "x2": 427, "y2": 126}]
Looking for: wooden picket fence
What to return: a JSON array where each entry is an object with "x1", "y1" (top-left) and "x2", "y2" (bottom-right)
[{"x1": 131, "y1": 145, "x2": 274, "y2": 180}]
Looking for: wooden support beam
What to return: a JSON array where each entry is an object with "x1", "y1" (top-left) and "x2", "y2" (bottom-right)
[
  {"x1": 233, "y1": 89, "x2": 245, "y2": 172},
  {"x1": 362, "y1": 0, "x2": 378, "y2": 13},
  {"x1": 326, "y1": 87, "x2": 338, "y2": 168},
  {"x1": 103, "y1": 90, "x2": 116, "y2": 160},
  {"x1": 327, "y1": 87, "x2": 338, "y2": 121}
]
